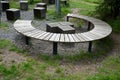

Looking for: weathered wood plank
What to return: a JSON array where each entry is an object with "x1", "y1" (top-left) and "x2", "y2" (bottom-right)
[
  {"x1": 54, "y1": 34, "x2": 60, "y2": 42},
  {"x1": 49, "y1": 34, "x2": 57, "y2": 41},
  {"x1": 64, "y1": 34, "x2": 70, "y2": 42},
  {"x1": 14, "y1": 15, "x2": 112, "y2": 43},
  {"x1": 23, "y1": 30, "x2": 40, "y2": 36},
  {"x1": 78, "y1": 33, "x2": 89, "y2": 41},
  {"x1": 68, "y1": 34, "x2": 75, "y2": 42},
  {"x1": 59, "y1": 34, "x2": 65, "y2": 42},
  {"x1": 38, "y1": 32, "x2": 51, "y2": 39},
  {"x1": 71, "y1": 34, "x2": 80, "y2": 42},
  {"x1": 36, "y1": 32, "x2": 47, "y2": 38},
  {"x1": 81, "y1": 33, "x2": 93, "y2": 41},
  {"x1": 43, "y1": 33, "x2": 54, "y2": 40}
]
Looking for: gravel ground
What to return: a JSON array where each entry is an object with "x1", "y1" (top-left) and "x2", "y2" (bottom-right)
[{"x1": 0, "y1": 9, "x2": 93, "y2": 55}]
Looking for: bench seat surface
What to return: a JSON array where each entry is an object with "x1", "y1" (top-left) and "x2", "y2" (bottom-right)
[{"x1": 14, "y1": 14, "x2": 112, "y2": 43}]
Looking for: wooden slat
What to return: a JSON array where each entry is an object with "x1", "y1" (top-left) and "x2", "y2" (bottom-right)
[
  {"x1": 43, "y1": 33, "x2": 53, "y2": 40},
  {"x1": 23, "y1": 30, "x2": 40, "y2": 36},
  {"x1": 54, "y1": 34, "x2": 60, "y2": 42},
  {"x1": 90, "y1": 31, "x2": 105, "y2": 37},
  {"x1": 77, "y1": 33, "x2": 88, "y2": 41},
  {"x1": 59, "y1": 34, "x2": 65, "y2": 42},
  {"x1": 38, "y1": 32, "x2": 51, "y2": 39},
  {"x1": 68, "y1": 34, "x2": 75, "y2": 42},
  {"x1": 49, "y1": 34, "x2": 57, "y2": 41},
  {"x1": 64, "y1": 34, "x2": 70, "y2": 42},
  {"x1": 81, "y1": 33, "x2": 93, "y2": 41},
  {"x1": 74, "y1": 34, "x2": 82, "y2": 42},
  {"x1": 71, "y1": 34, "x2": 80, "y2": 42},
  {"x1": 91, "y1": 29, "x2": 111, "y2": 35},
  {"x1": 74, "y1": 34, "x2": 85, "y2": 42},
  {"x1": 36, "y1": 32, "x2": 47, "y2": 38},
  {"x1": 83, "y1": 32, "x2": 100, "y2": 40},
  {"x1": 31, "y1": 30, "x2": 44, "y2": 38}
]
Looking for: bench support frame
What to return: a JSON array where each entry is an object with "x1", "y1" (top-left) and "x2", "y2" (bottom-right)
[
  {"x1": 67, "y1": 16, "x2": 93, "y2": 52},
  {"x1": 87, "y1": 22, "x2": 91, "y2": 31},
  {"x1": 88, "y1": 22, "x2": 92, "y2": 52},
  {"x1": 25, "y1": 36, "x2": 30, "y2": 45},
  {"x1": 53, "y1": 42, "x2": 58, "y2": 55},
  {"x1": 88, "y1": 41, "x2": 92, "y2": 52}
]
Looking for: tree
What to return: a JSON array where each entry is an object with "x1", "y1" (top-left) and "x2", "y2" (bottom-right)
[{"x1": 97, "y1": 0, "x2": 120, "y2": 19}]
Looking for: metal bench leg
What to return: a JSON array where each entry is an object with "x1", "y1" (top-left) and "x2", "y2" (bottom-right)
[
  {"x1": 88, "y1": 41, "x2": 92, "y2": 52},
  {"x1": 87, "y1": 22, "x2": 91, "y2": 31},
  {"x1": 53, "y1": 42, "x2": 58, "y2": 55},
  {"x1": 25, "y1": 36, "x2": 29, "y2": 45},
  {"x1": 66, "y1": 16, "x2": 69, "y2": 21}
]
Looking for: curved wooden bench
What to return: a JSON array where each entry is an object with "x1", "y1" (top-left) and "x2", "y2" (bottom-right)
[{"x1": 14, "y1": 14, "x2": 112, "y2": 55}]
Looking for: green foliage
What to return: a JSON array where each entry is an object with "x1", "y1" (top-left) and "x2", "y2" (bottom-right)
[
  {"x1": 0, "y1": 39, "x2": 12, "y2": 49},
  {"x1": 95, "y1": 37, "x2": 113, "y2": 52},
  {"x1": 10, "y1": 1, "x2": 20, "y2": 9},
  {"x1": 0, "y1": 22, "x2": 8, "y2": 30},
  {"x1": 47, "y1": 6, "x2": 71, "y2": 21},
  {"x1": 107, "y1": 17, "x2": 120, "y2": 33},
  {"x1": 0, "y1": 64, "x2": 20, "y2": 79},
  {"x1": 0, "y1": 56, "x2": 3, "y2": 62},
  {"x1": 29, "y1": 0, "x2": 42, "y2": 4},
  {"x1": 9, "y1": 45, "x2": 28, "y2": 54},
  {"x1": 0, "y1": 36, "x2": 114, "y2": 80},
  {"x1": 55, "y1": 67, "x2": 64, "y2": 73},
  {"x1": 0, "y1": 39, "x2": 28, "y2": 53},
  {"x1": 96, "y1": 0, "x2": 120, "y2": 19},
  {"x1": 87, "y1": 56, "x2": 120, "y2": 80},
  {"x1": 84, "y1": 0, "x2": 102, "y2": 4},
  {"x1": 61, "y1": 7, "x2": 71, "y2": 16},
  {"x1": 69, "y1": 0, "x2": 98, "y2": 16}
]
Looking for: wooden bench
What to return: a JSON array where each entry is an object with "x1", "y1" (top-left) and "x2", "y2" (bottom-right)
[{"x1": 14, "y1": 14, "x2": 112, "y2": 55}]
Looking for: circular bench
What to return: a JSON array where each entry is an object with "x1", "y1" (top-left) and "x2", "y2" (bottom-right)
[{"x1": 14, "y1": 13, "x2": 112, "y2": 55}]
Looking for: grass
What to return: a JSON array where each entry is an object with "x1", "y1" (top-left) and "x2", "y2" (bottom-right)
[
  {"x1": 84, "y1": 0, "x2": 102, "y2": 4},
  {"x1": 47, "y1": 5, "x2": 71, "y2": 21},
  {"x1": 0, "y1": 22, "x2": 8, "y2": 30},
  {"x1": 0, "y1": 36, "x2": 114, "y2": 80},
  {"x1": 0, "y1": 39, "x2": 28, "y2": 54},
  {"x1": 9, "y1": 0, "x2": 42, "y2": 9},
  {"x1": 87, "y1": 56, "x2": 120, "y2": 80},
  {"x1": 3, "y1": 54, "x2": 120, "y2": 80},
  {"x1": 0, "y1": 59, "x2": 85, "y2": 80},
  {"x1": 9, "y1": 0, "x2": 20, "y2": 9},
  {"x1": 1, "y1": 55, "x2": 119, "y2": 80},
  {"x1": 69, "y1": 0, "x2": 98, "y2": 16}
]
